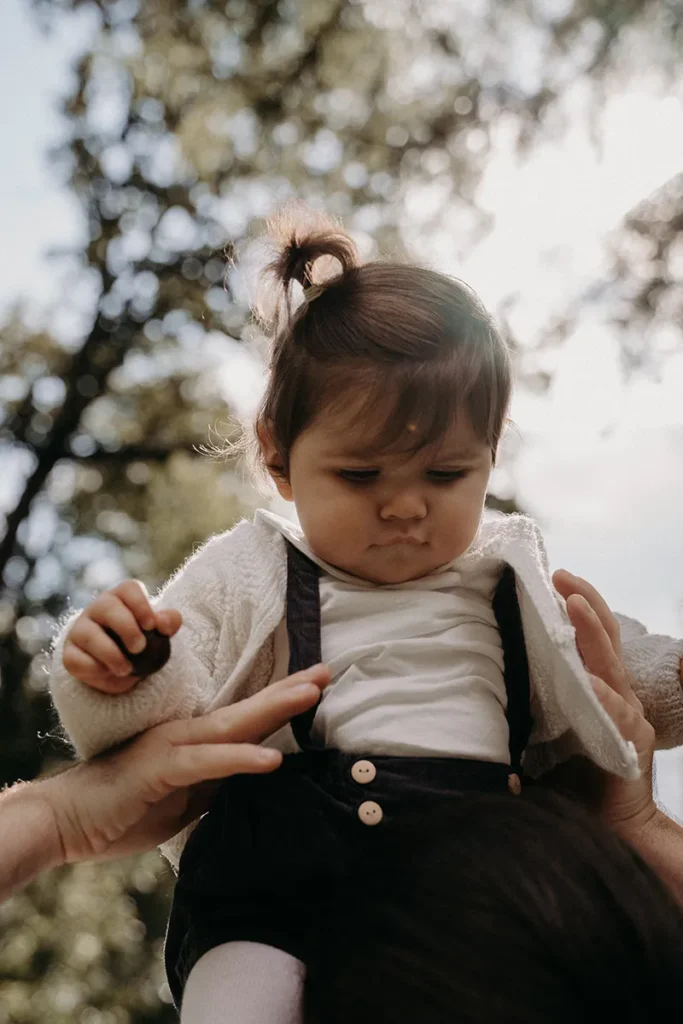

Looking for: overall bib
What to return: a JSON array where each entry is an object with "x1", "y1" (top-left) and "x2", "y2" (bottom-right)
[{"x1": 165, "y1": 543, "x2": 533, "y2": 1006}]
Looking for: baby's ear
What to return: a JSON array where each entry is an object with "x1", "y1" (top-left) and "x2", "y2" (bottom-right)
[{"x1": 257, "y1": 420, "x2": 293, "y2": 501}]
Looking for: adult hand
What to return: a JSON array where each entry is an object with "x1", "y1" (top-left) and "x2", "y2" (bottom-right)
[
  {"x1": 19, "y1": 666, "x2": 329, "y2": 869},
  {"x1": 552, "y1": 570, "x2": 655, "y2": 832},
  {"x1": 553, "y1": 571, "x2": 683, "y2": 906}
]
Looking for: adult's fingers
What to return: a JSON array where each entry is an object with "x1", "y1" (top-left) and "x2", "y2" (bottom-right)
[
  {"x1": 156, "y1": 743, "x2": 283, "y2": 791},
  {"x1": 589, "y1": 674, "x2": 654, "y2": 768},
  {"x1": 553, "y1": 569, "x2": 622, "y2": 657},
  {"x1": 163, "y1": 665, "x2": 331, "y2": 748},
  {"x1": 566, "y1": 593, "x2": 633, "y2": 705}
]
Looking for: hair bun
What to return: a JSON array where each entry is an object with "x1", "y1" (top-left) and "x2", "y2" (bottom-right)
[
  {"x1": 280, "y1": 237, "x2": 318, "y2": 290},
  {"x1": 270, "y1": 203, "x2": 360, "y2": 287},
  {"x1": 253, "y1": 202, "x2": 360, "y2": 329}
]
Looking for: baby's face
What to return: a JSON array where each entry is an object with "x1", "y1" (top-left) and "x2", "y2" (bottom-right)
[{"x1": 272, "y1": 407, "x2": 492, "y2": 584}]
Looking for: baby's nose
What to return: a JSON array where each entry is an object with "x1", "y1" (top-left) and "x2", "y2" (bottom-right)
[{"x1": 379, "y1": 490, "x2": 427, "y2": 520}]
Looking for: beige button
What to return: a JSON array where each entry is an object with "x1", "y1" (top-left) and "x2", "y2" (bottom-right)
[
  {"x1": 351, "y1": 759, "x2": 377, "y2": 785},
  {"x1": 357, "y1": 800, "x2": 383, "y2": 826},
  {"x1": 508, "y1": 772, "x2": 522, "y2": 796}
]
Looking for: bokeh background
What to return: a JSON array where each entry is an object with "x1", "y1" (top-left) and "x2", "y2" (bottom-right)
[{"x1": 1, "y1": 0, "x2": 682, "y2": 1020}]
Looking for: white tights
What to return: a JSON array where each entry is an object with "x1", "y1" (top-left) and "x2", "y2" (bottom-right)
[{"x1": 179, "y1": 941, "x2": 305, "y2": 1024}]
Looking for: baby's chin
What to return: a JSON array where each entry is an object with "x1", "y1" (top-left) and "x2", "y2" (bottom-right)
[
  {"x1": 319, "y1": 537, "x2": 475, "y2": 585},
  {"x1": 348, "y1": 549, "x2": 452, "y2": 586},
  {"x1": 320, "y1": 553, "x2": 421, "y2": 586}
]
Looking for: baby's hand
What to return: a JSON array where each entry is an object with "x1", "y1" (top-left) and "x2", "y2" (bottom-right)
[{"x1": 62, "y1": 580, "x2": 182, "y2": 693}]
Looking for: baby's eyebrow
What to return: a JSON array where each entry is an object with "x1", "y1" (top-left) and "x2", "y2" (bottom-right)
[
  {"x1": 324, "y1": 444, "x2": 486, "y2": 462},
  {"x1": 432, "y1": 447, "x2": 486, "y2": 461},
  {"x1": 320, "y1": 441, "x2": 380, "y2": 459},
  {"x1": 330, "y1": 449, "x2": 379, "y2": 460}
]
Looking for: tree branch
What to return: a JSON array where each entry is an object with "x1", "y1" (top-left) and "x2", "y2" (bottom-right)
[{"x1": 0, "y1": 291, "x2": 130, "y2": 583}]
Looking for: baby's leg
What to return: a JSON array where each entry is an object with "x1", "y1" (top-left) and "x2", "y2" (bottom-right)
[{"x1": 180, "y1": 941, "x2": 305, "y2": 1024}]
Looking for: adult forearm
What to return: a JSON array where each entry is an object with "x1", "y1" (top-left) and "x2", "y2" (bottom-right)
[
  {"x1": 0, "y1": 783, "x2": 63, "y2": 903},
  {"x1": 622, "y1": 808, "x2": 683, "y2": 908}
]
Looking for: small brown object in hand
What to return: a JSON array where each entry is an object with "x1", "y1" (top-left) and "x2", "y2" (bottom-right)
[{"x1": 103, "y1": 627, "x2": 171, "y2": 677}]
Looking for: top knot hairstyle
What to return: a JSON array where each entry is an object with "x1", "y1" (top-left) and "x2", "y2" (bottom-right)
[{"x1": 252, "y1": 205, "x2": 511, "y2": 479}]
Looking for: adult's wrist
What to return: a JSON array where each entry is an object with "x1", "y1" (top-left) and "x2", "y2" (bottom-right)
[
  {"x1": 617, "y1": 805, "x2": 683, "y2": 907},
  {"x1": 0, "y1": 781, "x2": 65, "y2": 902}
]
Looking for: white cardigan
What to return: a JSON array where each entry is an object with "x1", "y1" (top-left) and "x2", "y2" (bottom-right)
[
  {"x1": 49, "y1": 512, "x2": 683, "y2": 848},
  {"x1": 50, "y1": 508, "x2": 683, "y2": 766}
]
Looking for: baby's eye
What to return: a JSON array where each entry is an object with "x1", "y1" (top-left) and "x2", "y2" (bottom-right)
[
  {"x1": 338, "y1": 469, "x2": 380, "y2": 484},
  {"x1": 428, "y1": 469, "x2": 468, "y2": 483}
]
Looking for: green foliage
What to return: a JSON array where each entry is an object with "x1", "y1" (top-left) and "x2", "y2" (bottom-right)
[{"x1": 0, "y1": 855, "x2": 175, "y2": 1023}]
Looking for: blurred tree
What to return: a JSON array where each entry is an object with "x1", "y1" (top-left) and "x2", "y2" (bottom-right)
[
  {"x1": 525, "y1": 171, "x2": 683, "y2": 383},
  {"x1": 1, "y1": 0, "x2": 682, "y2": 1020},
  {"x1": 608, "y1": 172, "x2": 683, "y2": 372}
]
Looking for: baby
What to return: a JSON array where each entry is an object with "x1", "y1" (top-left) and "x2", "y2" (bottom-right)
[{"x1": 49, "y1": 209, "x2": 683, "y2": 1023}]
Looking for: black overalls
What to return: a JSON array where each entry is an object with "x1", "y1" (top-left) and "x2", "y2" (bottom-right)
[{"x1": 165, "y1": 543, "x2": 533, "y2": 1006}]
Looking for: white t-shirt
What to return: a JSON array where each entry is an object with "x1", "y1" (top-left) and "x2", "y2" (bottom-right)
[{"x1": 259, "y1": 510, "x2": 510, "y2": 763}]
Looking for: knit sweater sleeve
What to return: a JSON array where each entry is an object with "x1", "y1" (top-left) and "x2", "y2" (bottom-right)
[
  {"x1": 617, "y1": 613, "x2": 683, "y2": 749},
  {"x1": 49, "y1": 526, "x2": 245, "y2": 759}
]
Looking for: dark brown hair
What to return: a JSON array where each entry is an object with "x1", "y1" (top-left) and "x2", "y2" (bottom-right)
[
  {"x1": 305, "y1": 791, "x2": 683, "y2": 1023},
  {"x1": 253, "y1": 207, "x2": 511, "y2": 478}
]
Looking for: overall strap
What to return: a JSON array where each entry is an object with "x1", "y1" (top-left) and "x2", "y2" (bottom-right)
[
  {"x1": 285, "y1": 541, "x2": 324, "y2": 751},
  {"x1": 285, "y1": 540, "x2": 534, "y2": 768},
  {"x1": 491, "y1": 565, "x2": 534, "y2": 774}
]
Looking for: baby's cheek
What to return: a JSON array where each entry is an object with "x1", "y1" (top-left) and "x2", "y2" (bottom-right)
[
  {"x1": 304, "y1": 497, "x2": 360, "y2": 559},
  {"x1": 330, "y1": 504, "x2": 365, "y2": 549},
  {"x1": 440, "y1": 494, "x2": 483, "y2": 555}
]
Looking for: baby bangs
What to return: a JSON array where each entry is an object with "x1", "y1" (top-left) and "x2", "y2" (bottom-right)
[{"x1": 246, "y1": 205, "x2": 511, "y2": 479}]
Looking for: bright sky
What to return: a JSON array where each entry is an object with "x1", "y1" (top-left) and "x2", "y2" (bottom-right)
[
  {"x1": 461, "y1": 77, "x2": 683, "y2": 636},
  {"x1": 1, "y1": 0, "x2": 681, "y2": 809},
  {"x1": 0, "y1": 3, "x2": 93, "y2": 314}
]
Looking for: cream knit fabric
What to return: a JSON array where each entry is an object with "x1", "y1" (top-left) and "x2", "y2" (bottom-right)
[{"x1": 49, "y1": 510, "x2": 683, "y2": 866}]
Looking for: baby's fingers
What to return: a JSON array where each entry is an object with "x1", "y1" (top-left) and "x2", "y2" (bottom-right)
[
  {"x1": 96, "y1": 583, "x2": 159, "y2": 655},
  {"x1": 89, "y1": 593, "x2": 151, "y2": 659},
  {"x1": 110, "y1": 581, "x2": 182, "y2": 639},
  {"x1": 62, "y1": 642, "x2": 138, "y2": 693},
  {"x1": 67, "y1": 616, "x2": 133, "y2": 678},
  {"x1": 156, "y1": 608, "x2": 182, "y2": 637},
  {"x1": 62, "y1": 644, "x2": 106, "y2": 684}
]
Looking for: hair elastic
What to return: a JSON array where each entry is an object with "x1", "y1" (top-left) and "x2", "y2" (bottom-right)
[{"x1": 302, "y1": 283, "x2": 325, "y2": 303}]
